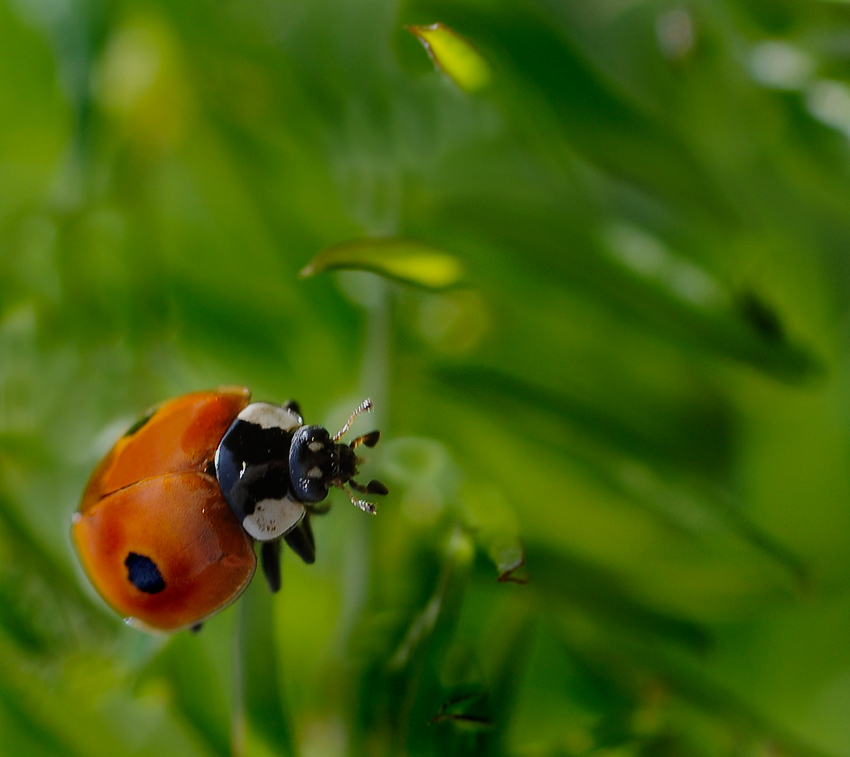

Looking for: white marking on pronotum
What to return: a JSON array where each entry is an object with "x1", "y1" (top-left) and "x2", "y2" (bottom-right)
[
  {"x1": 242, "y1": 497, "x2": 305, "y2": 542},
  {"x1": 307, "y1": 466, "x2": 323, "y2": 479},
  {"x1": 308, "y1": 441, "x2": 324, "y2": 452},
  {"x1": 238, "y1": 402, "x2": 302, "y2": 431}
]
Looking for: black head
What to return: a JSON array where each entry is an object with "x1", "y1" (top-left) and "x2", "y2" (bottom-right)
[
  {"x1": 289, "y1": 419, "x2": 387, "y2": 514},
  {"x1": 288, "y1": 425, "x2": 335, "y2": 503}
]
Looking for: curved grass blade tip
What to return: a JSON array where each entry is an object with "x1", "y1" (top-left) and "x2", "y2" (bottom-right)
[
  {"x1": 406, "y1": 23, "x2": 492, "y2": 93},
  {"x1": 299, "y1": 238, "x2": 466, "y2": 291}
]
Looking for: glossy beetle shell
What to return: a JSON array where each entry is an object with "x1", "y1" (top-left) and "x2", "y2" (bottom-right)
[{"x1": 72, "y1": 388, "x2": 257, "y2": 631}]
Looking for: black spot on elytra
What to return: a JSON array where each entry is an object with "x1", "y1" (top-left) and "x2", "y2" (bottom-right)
[
  {"x1": 124, "y1": 408, "x2": 156, "y2": 437},
  {"x1": 125, "y1": 552, "x2": 166, "y2": 594}
]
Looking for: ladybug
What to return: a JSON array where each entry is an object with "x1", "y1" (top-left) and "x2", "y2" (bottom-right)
[{"x1": 72, "y1": 387, "x2": 387, "y2": 632}]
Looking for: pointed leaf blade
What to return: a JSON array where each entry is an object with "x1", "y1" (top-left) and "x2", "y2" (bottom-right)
[
  {"x1": 300, "y1": 239, "x2": 466, "y2": 290},
  {"x1": 406, "y1": 23, "x2": 492, "y2": 92}
]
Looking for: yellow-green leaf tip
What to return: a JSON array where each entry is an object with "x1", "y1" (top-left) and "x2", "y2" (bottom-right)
[
  {"x1": 407, "y1": 22, "x2": 492, "y2": 93},
  {"x1": 300, "y1": 239, "x2": 467, "y2": 291}
]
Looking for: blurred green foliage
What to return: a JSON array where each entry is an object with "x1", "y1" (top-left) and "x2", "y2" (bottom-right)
[{"x1": 2, "y1": 0, "x2": 850, "y2": 754}]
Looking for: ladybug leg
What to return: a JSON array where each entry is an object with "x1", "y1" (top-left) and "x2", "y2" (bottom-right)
[
  {"x1": 261, "y1": 540, "x2": 282, "y2": 593},
  {"x1": 191, "y1": 623, "x2": 204, "y2": 633},
  {"x1": 349, "y1": 478, "x2": 389, "y2": 496},
  {"x1": 351, "y1": 430, "x2": 381, "y2": 449},
  {"x1": 284, "y1": 514, "x2": 316, "y2": 565}
]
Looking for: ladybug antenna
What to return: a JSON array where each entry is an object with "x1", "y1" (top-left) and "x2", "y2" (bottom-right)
[
  {"x1": 341, "y1": 486, "x2": 378, "y2": 515},
  {"x1": 331, "y1": 397, "x2": 388, "y2": 513},
  {"x1": 340, "y1": 476, "x2": 388, "y2": 515},
  {"x1": 333, "y1": 398, "x2": 373, "y2": 442}
]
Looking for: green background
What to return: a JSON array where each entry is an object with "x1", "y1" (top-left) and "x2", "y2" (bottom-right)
[{"x1": 2, "y1": 0, "x2": 850, "y2": 755}]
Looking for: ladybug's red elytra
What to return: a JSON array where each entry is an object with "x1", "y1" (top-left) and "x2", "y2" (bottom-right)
[{"x1": 72, "y1": 388, "x2": 387, "y2": 632}]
